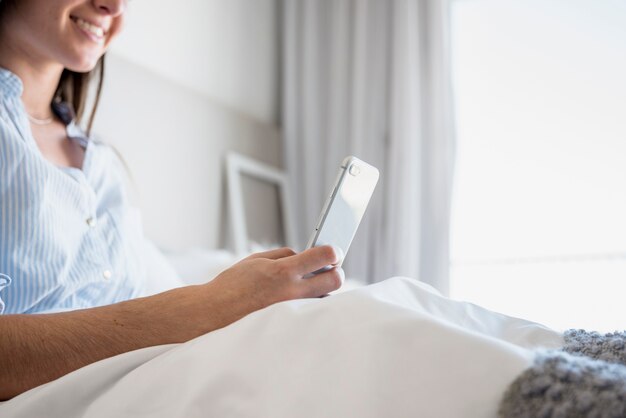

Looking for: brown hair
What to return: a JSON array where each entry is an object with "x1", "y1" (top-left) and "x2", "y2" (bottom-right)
[
  {"x1": 56, "y1": 58, "x2": 106, "y2": 135},
  {"x1": 0, "y1": 0, "x2": 105, "y2": 135}
]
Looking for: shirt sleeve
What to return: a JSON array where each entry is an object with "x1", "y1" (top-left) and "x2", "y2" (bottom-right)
[
  {"x1": 0, "y1": 274, "x2": 11, "y2": 314},
  {"x1": 0, "y1": 107, "x2": 35, "y2": 314},
  {"x1": 0, "y1": 115, "x2": 21, "y2": 314}
]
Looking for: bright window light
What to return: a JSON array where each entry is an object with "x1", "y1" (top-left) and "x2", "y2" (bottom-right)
[{"x1": 450, "y1": 0, "x2": 626, "y2": 332}]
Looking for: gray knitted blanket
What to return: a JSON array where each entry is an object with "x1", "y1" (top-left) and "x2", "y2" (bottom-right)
[{"x1": 499, "y1": 330, "x2": 626, "y2": 418}]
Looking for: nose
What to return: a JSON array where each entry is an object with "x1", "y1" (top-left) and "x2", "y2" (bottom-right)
[{"x1": 92, "y1": 0, "x2": 127, "y2": 16}]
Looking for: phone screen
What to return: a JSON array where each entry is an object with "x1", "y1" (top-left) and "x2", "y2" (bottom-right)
[{"x1": 308, "y1": 157, "x2": 379, "y2": 266}]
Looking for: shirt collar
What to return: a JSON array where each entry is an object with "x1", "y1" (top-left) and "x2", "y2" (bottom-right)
[{"x1": 0, "y1": 67, "x2": 24, "y2": 98}]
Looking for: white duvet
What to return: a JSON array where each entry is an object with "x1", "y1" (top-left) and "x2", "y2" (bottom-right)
[{"x1": 1, "y1": 277, "x2": 562, "y2": 418}]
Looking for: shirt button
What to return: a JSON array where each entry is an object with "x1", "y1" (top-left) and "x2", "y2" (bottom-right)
[
  {"x1": 103, "y1": 270, "x2": 113, "y2": 280},
  {"x1": 86, "y1": 217, "x2": 97, "y2": 228}
]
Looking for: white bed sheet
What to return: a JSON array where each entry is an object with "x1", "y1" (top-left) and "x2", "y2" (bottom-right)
[{"x1": 1, "y1": 277, "x2": 562, "y2": 418}]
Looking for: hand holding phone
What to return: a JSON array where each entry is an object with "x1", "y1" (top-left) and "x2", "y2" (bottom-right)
[{"x1": 306, "y1": 156, "x2": 379, "y2": 271}]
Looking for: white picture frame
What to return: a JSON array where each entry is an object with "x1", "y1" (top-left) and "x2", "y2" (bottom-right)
[{"x1": 226, "y1": 153, "x2": 296, "y2": 256}]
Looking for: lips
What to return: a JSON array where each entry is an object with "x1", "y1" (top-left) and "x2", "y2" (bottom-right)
[{"x1": 70, "y1": 16, "x2": 107, "y2": 42}]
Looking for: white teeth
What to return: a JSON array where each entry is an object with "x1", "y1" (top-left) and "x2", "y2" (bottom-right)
[{"x1": 75, "y1": 17, "x2": 105, "y2": 39}]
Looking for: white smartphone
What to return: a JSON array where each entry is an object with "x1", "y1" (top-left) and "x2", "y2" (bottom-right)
[{"x1": 306, "y1": 156, "x2": 379, "y2": 268}]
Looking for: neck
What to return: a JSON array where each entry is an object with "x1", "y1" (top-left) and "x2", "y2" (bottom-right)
[{"x1": 0, "y1": 31, "x2": 64, "y2": 119}]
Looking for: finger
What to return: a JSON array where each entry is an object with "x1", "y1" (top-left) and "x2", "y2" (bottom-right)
[
  {"x1": 299, "y1": 267, "x2": 345, "y2": 298},
  {"x1": 283, "y1": 245, "x2": 340, "y2": 276},
  {"x1": 245, "y1": 247, "x2": 297, "y2": 261}
]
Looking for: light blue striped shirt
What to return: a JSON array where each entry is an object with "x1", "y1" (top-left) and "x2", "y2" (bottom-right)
[{"x1": 0, "y1": 68, "x2": 156, "y2": 314}]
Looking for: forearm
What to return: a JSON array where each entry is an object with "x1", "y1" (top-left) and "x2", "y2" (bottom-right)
[
  {"x1": 0, "y1": 282, "x2": 242, "y2": 400},
  {"x1": 0, "y1": 245, "x2": 343, "y2": 401}
]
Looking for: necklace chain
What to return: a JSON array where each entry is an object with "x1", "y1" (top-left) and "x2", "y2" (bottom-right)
[{"x1": 27, "y1": 113, "x2": 54, "y2": 126}]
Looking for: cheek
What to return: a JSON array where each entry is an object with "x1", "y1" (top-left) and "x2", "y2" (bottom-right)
[{"x1": 7, "y1": 6, "x2": 59, "y2": 50}]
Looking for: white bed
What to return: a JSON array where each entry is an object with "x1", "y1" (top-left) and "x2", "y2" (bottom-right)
[{"x1": 0, "y1": 250, "x2": 563, "y2": 418}]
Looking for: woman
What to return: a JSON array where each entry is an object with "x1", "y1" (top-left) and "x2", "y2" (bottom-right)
[
  {"x1": 0, "y1": 0, "x2": 343, "y2": 400},
  {"x1": 3, "y1": 2, "x2": 624, "y2": 416}
]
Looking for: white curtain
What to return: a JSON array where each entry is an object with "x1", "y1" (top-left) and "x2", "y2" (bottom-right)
[{"x1": 281, "y1": 0, "x2": 455, "y2": 293}]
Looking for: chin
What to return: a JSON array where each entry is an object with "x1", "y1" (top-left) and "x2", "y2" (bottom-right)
[
  {"x1": 65, "y1": 56, "x2": 102, "y2": 73},
  {"x1": 61, "y1": 46, "x2": 105, "y2": 73}
]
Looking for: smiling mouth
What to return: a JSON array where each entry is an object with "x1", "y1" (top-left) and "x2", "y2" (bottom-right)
[{"x1": 70, "y1": 16, "x2": 107, "y2": 41}]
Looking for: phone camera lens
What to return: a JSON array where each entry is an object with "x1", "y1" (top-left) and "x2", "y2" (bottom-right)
[{"x1": 349, "y1": 165, "x2": 361, "y2": 176}]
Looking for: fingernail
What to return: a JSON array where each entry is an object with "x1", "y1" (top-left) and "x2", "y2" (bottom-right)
[{"x1": 331, "y1": 246, "x2": 345, "y2": 264}]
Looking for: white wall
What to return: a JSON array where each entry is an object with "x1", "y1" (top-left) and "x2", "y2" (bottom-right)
[
  {"x1": 92, "y1": 1, "x2": 282, "y2": 251},
  {"x1": 111, "y1": 0, "x2": 280, "y2": 125}
]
